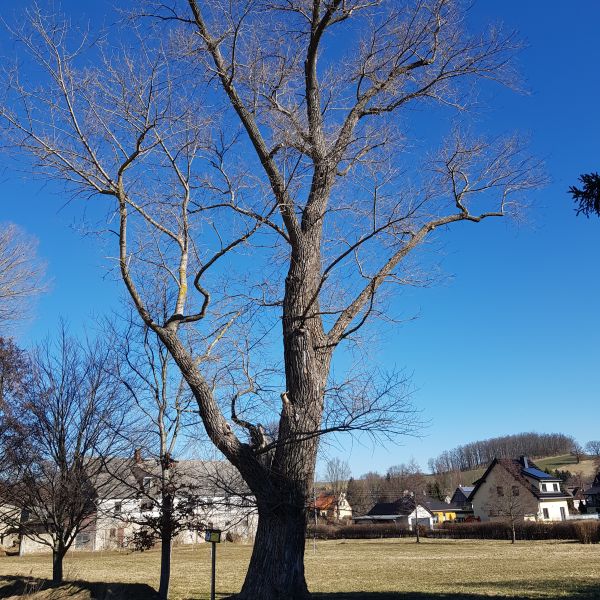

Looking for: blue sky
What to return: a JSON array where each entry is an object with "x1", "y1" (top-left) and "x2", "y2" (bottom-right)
[{"x1": 1, "y1": 1, "x2": 599, "y2": 478}]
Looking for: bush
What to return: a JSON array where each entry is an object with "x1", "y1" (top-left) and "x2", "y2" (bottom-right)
[
  {"x1": 573, "y1": 521, "x2": 600, "y2": 544},
  {"x1": 306, "y1": 523, "x2": 412, "y2": 540},
  {"x1": 436, "y1": 520, "x2": 600, "y2": 543}
]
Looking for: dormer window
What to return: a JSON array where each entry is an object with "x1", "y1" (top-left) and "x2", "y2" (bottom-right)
[
  {"x1": 541, "y1": 483, "x2": 547, "y2": 492},
  {"x1": 114, "y1": 502, "x2": 122, "y2": 515},
  {"x1": 143, "y1": 476, "x2": 153, "y2": 491},
  {"x1": 553, "y1": 483, "x2": 559, "y2": 492}
]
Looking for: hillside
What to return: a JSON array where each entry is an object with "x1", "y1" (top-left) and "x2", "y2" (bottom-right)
[{"x1": 443, "y1": 454, "x2": 598, "y2": 486}]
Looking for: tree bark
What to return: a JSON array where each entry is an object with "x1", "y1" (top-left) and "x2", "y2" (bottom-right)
[
  {"x1": 158, "y1": 491, "x2": 174, "y2": 600},
  {"x1": 234, "y1": 495, "x2": 309, "y2": 600},
  {"x1": 52, "y1": 545, "x2": 66, "y2": 585},
  {"x1": 158, "y1": 532, "x2": 172, "y2": 599}
]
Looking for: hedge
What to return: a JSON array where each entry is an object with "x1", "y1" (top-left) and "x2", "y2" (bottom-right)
[{"x1": 306, "y1": 520, "x2": 600, "y2": 543}]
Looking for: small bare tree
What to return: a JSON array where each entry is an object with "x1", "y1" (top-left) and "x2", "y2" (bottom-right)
[
  {"x1": 324, "y1": 457, "x2": 351, "y2": 499},
  {"x1": 0, "y1": 327, "x2": 130, "y2": 584},
  {"x1": 107, "y1": 311, "x2": 204, "y2": 600},
  {"x1": 0, "y1": 223, "x2": 46, "y2": 327},
  {"x1": 0, "y1": 337, "x2": 27, "y2": 410},
  {"x1": 585, "y1": 441, "x2": 600, "y2": 458},
  {"x1": 0, "y1": 3, "x2": 545, "y2": 597},
  {"x1": 387, "y1": 459, "x2": 427, "y2": 542}
]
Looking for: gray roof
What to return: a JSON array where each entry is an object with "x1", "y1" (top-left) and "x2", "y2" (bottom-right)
[
  {"x1": 366, "y1": 497, "x2": 433, "y2": 518},
  {"x1": 93, "y1": 458, "x2": 249, "y2": 500},
  {"x1": 423, "y1": 498, "x2": 461, "y2": 512}
]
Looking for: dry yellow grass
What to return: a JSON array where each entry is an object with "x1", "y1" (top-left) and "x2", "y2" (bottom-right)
[{"x1": 1, "y1": 538, "x2": 599, "y2": 599}]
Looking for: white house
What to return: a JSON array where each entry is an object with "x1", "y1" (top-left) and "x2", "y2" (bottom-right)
[
  {"x1": 353, "y1": 496, "x2": 434, "y2": 530},
  {"x1": 311, "y1": 491, "x2": 353, "y2": 522},
  {"x1": 14, "y1": 459, "x2": 258, "y2": 555},
  {"x1": 470, "y1": 456, "x2": 571, "y2": 522}
]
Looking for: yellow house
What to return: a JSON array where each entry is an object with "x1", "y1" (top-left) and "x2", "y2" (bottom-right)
[{"x1": 424, "y1": 499, "x2": 458, "y2": 524}]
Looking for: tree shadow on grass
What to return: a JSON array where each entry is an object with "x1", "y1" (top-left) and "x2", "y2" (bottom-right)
[
  {"x1": 310, "y1": 580, "x2": 600, "y2": 600},
  {"x1": 0, "y1": 575, "x2": 159, "y2": 599}
]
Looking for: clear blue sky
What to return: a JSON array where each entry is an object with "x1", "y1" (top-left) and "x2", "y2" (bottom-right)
[{"x1": 1, "y1": 1, "x2": 599, "y2": 478}]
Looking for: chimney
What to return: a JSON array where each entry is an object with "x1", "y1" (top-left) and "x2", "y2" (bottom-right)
[
  {"x1": 134, "y1": 448, "x2": 142, "y2": 464},
  {"x1": 520, "y1": 455, "x2": 529, "y2": 469}
]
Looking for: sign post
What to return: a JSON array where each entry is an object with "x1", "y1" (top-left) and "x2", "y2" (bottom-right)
[{"x1": 204, "y1": 529, "x2": 222, "y2": 600}]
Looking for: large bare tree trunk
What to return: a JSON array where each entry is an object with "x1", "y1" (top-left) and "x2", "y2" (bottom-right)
[{"x1": 237, "y1": 494, "x2": 309, "y2": 600}]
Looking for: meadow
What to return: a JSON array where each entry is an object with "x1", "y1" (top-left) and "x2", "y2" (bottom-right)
[{"x1": 1, "y1": 538, "x2": 600, "y2": 599}]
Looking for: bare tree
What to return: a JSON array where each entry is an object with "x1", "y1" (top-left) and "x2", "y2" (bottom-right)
[
  {"x1": 0, "y1": 327, "x2": 130, "y2": 584},
  {"x1": 0, "y1": 3, "x2": 545, "y2": 597},
  {"x1": 585, "y1": 441, "x2": 600, "y2": 458},
  {"x1": 571, "y1": 442, "x2": 585, "y2": 464},
  {"x1": 0, "y1": 337, "x2": 27, "y2": 409},
  {"x1": 106, "y1": 310, "x2": 212, "y2": 600},
  {"x1": 0, "y1": 223, "x2": 46, "y2": 327},
  {"x1": 324, "y1": 457, "x2": 351, "y2": 500},
  {"x1": 387, "y1": 459, "x2": 428, "y2": 542}
]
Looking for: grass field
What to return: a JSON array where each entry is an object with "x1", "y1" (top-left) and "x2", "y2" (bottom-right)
[{"x1": 1, "y1": 538, "x2": 600, "y2": 599}]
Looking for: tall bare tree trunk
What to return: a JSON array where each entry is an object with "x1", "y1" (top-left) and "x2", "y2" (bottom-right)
[
  {"x1": 52, "y1": 544, "x2": 66, "y2": 585},
  {"x1": 158, "y1": 494, "x2": 174, "y2": 600},
  {"x1": 158, "y1": 533, "x2": 172, "y2": 599},
  {"x1": 237, "y1": 493, "x2": 309, "y2": 600}
]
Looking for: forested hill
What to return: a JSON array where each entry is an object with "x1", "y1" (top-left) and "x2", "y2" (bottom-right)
[{"x1": 428, "y1": 432, "x2": 576, "y2": 473}]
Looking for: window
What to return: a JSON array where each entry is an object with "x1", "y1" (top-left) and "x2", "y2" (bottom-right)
[
  {"x1": 553, "y1": 483, "x2": 559, "y2": 492},
  {"x1": 511, "y1": 486, "x2": 520, "y2": 496},
  {"x1": 496, "y1": 486, "x2": 504, "y2": 497},
  {"x1": 541, "y1": 484, "x2": 547, "y2": 492},
  {"x1": 141, "y1": 500, "x2": 153, "y2": 511},
  {"x1": 542, "y1": 508, "x2": 549, "y2": 519},
  {"x1": 75, "y1": 532, "x2": 91, "y2": 548},
  {"x1": 109, "y1": 528, "x2": 116, "y2": 539},
  {"x1": 142, "y1": 476, "x2": 153, "y2": 490},
  {"x1": 114, "y1": 502, "x2": 122, "y2": 515},
  {"x1": 560, "y1": 507, "x2": 566, "y2": 521}
]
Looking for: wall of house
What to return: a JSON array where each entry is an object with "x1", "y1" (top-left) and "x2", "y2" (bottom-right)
[
  {"x1": 0, "y1": 505, "x2": 19, "y2": 551},
  {"x1": 93, "y1": 496, "x2": 258, "y2": 551},
  {"x1": 433, "y1": 510, "x2": 456, "y2": 524},
  {"x1": 19, "y1": 534, "x2": 53, "y2": 555},
  {"x1": 336, "y1": 494, "x2": 353, "y2": 520},
  {"x1": 536, "y1": 499, "x2": 569, "y2": 521},
  {"x1": 408, "y1": 506, "x2": 433, "y2": 530}
]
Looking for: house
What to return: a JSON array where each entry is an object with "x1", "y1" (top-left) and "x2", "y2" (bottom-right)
[
  {"x1": 310, "y1": 492, "x2": 352, "y2": 522},
  {"x1": 451, "y1": 486, "x2": 474, "y2": 507},
  {"x1": 447, "y1": 486, "x2": 476, "y2": 522},
  {"x1": 567, "y1": 486, "x2": 587, "y2": 512},
  {"x1": 470, "y1": 456, "x2": 571, "y2": 522},
  {"x1": 423, "y1": 498, "x2": 459, "y2": 524},
  {"x1": 13, "y1": 458, "x2": 258, "y2": 555},
  {"x1": 583, "y1": 472, "x2": 600, "y2": 514},
  {"x1": 353, "y1": 496, "x2": 434, "y2": 530}
]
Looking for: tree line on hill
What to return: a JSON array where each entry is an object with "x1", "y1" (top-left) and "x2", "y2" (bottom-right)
[{"x1": 427, "y1": 432, "x2": 577, "y2": 474}]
